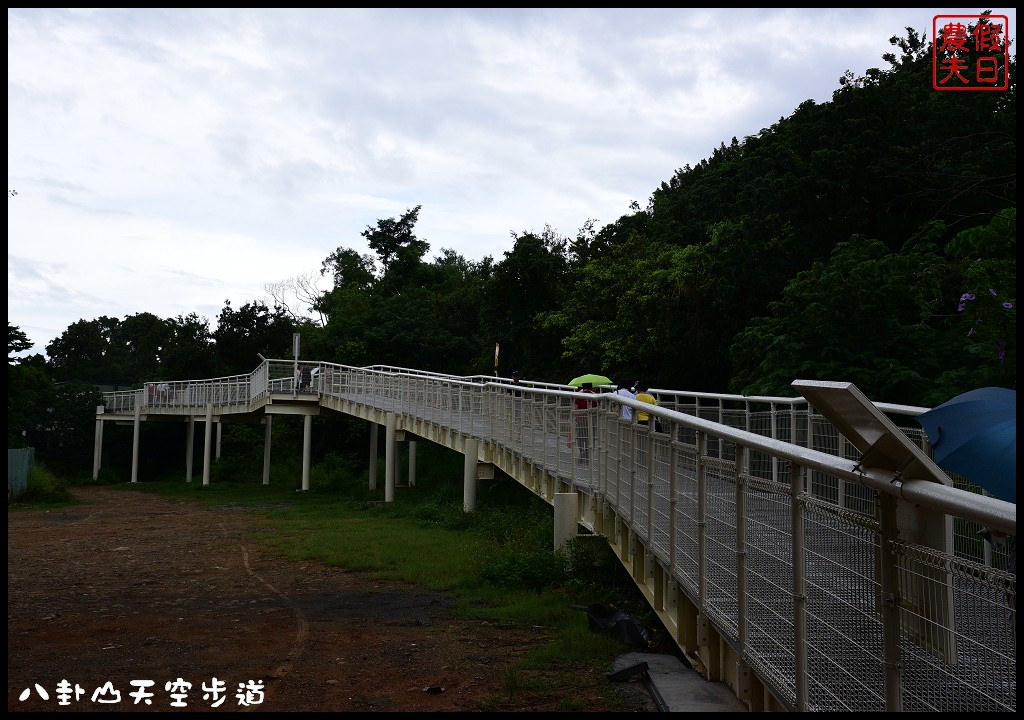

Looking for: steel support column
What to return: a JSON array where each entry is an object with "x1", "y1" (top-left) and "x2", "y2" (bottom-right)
[
  {"x1": 92, "y1": 407, "x2": 104, "y2": 480},
  {"x1": 186, "y1": 416, "x2": 194, "y2": 483},
  {"x1": 385, "y1": 413, "x2": 396, "y2": 502},
  {"x1": 463, "y1": 437, "x2": 479, "y2": 512},
  {"x1": 130, "y1": 402, "x2": 141, "y2": 483},
  {"x1": 301, "y1": 414, "x2": 312, "y2": 491},
  {"x1": 408, "y1": 440, "x2": 417, "y2": 487},
  {"x1": 262, "y1": 416, "x2": 272, "y2": 485},
  {"x1": 369, "y1": 423, "x2": 378, "y2": 491},
  {"x1": 202, "y1": 403, "x2": 213, "y2": 486}
]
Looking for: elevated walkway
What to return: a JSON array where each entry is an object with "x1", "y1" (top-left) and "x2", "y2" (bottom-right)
[{"x1": 96, "y1": 360, "x2": 1017, "y2": 712}]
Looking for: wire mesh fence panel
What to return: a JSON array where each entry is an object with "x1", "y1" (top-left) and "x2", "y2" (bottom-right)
[
  {"x1": 895, "y1": 543, "x2": 1017, "y2": 712},
  {"x1": 743, "y1": 479, "x2": 798, "y2": 709},
  {"x1": 672, "y1": 450, "x2": 700, "y2": 599},
  {"x1": 704, "y1": 458, "x2": 740, "y2": 637},
  {"x1": 803, "y1": 503, "x2": 885, "y2": 711},
  {"x1": 632, "y1": 429, "x2": 651, "y2": 544},
  {"x1": 605, "y1": 419, "x2": 620, "y2": 502},
  {"x1": 649, "y1": 434, "x2": 673, "y2": 564},
  {"x1": 747, "y1": 410, "x2": 774, "y2": 439},
  {"x1": 555, "y1": 407, "x2": 574, "y2": 482}
]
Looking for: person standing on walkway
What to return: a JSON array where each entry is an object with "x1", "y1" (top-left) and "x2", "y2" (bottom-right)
[
  {"x1": 574, "y1": 382, "x2": 598, "y2": 461},
  {"x1": 616, "y1": 378, "x2": 636, "y2": 421},
  {"x1": 510, "y1": 370, "x2": 523, "y2": 398},
  {"x1": 635, "y1": 382, "x2": 656, "y2": 426}
]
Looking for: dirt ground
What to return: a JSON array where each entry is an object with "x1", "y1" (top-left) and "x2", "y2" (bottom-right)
[{"x1": 8, "y1": 486, "x2": 657, "y2": 713}]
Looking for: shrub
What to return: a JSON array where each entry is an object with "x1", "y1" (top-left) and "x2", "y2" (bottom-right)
[
  {"x1": 209, "y1": 453, "x2": 264, "y2": 484},
  {"x1": 480, "y1": 546, "x2": 566, "y2": 592},
  {"x1": 21, "y1": 463, "x2": 71, "y2": 504}
]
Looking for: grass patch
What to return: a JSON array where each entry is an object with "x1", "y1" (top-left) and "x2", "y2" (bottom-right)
[
  {"x1": 60, "y1": 443, "x2": 664, "y2": 709},
  {"x1": 10, "y1": 462, "x2": 76, "y2": 507}
]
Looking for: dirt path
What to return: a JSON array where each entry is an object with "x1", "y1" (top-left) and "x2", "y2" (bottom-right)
[{"x1": 8, "y1": 486, "x2": 655, "y2": 712}]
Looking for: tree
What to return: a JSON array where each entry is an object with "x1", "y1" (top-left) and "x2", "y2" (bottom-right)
[
  {"x1": 107, "y1": 312, "x2": 172, "y2": 386},
  {"x1": 354, "y1": 248, "x2": 490, "y2": 374},
  {"x1": 8, "y1": 361, "x2": 54, "y2": 448},
  {"x1": 8, "y1": 323, "x2": 32, "y2": 362},
  {"x1": 213, "y1": 300, "x2": 295, "y2": 373},
  {"x1": 321, "y1": 247, "x2": 376, "y2": 292},
  {"x1": 363, "y1": 205, "x2": 430, "y2": 291},
  {"x1": 937, "y1": 208, "x2": 1016, "y2": 392},
  {"x1": 729, "y1": 230, "x2": 960, "y2": 406},
  {"x1": 482, "y1": 228, "x2": 570, "y2": 377},
  {"x1": 265, "y1": 271, "x2": 325, "y2": 326},
  {"x1": 45, "y1": 317, "x2": 120, "y2": 384},
  {"x1": 162, "y1": 313, "x2": 219, "y2": 381},
  {"x1": 42, "y1": 381, "x2": 102, "y2": 471}
]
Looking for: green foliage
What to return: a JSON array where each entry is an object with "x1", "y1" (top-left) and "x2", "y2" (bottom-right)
[
  {"x1": 308, "y1": 452, "x2": 372, "y2": 496},
  {"x1": 728, "y1": 234, "x2": 957, "y2": 404},
  {"x1": 941, "y1": 209, "x2": 1016, "y2": 383},
  {"x1": 482, "y1": 229, "x2": 571, "y2": 377},
  {"x1": 363, "y1": 205, "x2": 430, "y2": 287},
  {"x1": 320, "y1": 246, "x2": 376, "y2": 291},
  {"x1": 8, "y1": 323, "x2": 32, "y2": 359},
  {"x1": 46, "y1": 317, "x2": 117, "y2": 384},
  {"x1": 162, "y1": 313, "x2": 219, "y2": 380},
  {"x1": 480, "y1": 545, "x2": 566, "y2": 592},
  {"x1": 110, "y1": 312, "x2": 171, "y2": 386},
  {"x1": 19, "y1": 462, "x2": 71, "y2": 505},
  {"x1": 208, "y1": 453, "x2": 265, "y2": 485},
  {"x1": 214, "y1": 300, "x2": 295, "y2": 374},
  {"x1": 43, "y1": 381, "x2": 104, "y2": 472},
  {"x1": 561, "y1": 536, "x2": 620, "y2": 586},
  {"x1": 8, "y1": 362, "x2": 55, "y2": 447}
]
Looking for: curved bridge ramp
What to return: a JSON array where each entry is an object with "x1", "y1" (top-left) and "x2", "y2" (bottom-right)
[{"x1": 97, "y1": 360, "x2": 1017, "y2": 712}]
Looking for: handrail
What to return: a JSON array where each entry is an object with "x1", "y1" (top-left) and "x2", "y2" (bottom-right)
[{"x1": 98, "y1": 360, "x2": 1016, "y2": 712}]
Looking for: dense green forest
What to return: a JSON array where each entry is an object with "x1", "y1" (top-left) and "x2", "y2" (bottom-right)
[{"x1": 8, "y1": 19, "x2": 1016, "y2": 473}]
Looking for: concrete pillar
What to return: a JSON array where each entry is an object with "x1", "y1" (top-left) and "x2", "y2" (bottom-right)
[
  {"x1": 554, "y1": 492, "x2": 579, "y2": 550},
  {"x1": 385, "y1": 413, "x2": 396, "y2": 502},
  {"x1": 216, "y1": 422, "x2": 222, "y2": 461},
  {"x1": 130, "y1": 402, "x2": 141, "y2": 483},
  {"x1": 408, "y1": 440, "x2": 417, "y2": 487},
  {"x1": 301, "y1": 414, "x2": 312, "y2": 491},
  {"x1": 262, "y1": 416, "x2": 272, "y2": 485},
  {"x1": 202, "y1": 403, "x2": 213, "y2": 486},
  {"x1": 92, "y1": 408, "x2": 104, "y2": 480},
  {"x1": 463, "y1": 437, "x2": 479, "y2": 512},
  {"x1": 186, "y1": 416, "x2": 194, "y2": 483},
  {"x1": 368, "y1": 423, "x2": 378, "y2": 491},
  {"x1": 394, "y1": 441, "x2": 404, "y2": 486}
]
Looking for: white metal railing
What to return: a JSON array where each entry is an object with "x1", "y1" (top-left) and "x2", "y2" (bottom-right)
[
  {"x1": 132, "y1": 374, "x2": 252, "y2": 411},
  {"x1": 100, "y1": 362, "x2": 1016, "y2": 712}
]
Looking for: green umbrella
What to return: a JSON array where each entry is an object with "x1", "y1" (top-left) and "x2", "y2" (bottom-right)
[{"x1": 568, "y1": 373, "x2": 613, "y2": 387}]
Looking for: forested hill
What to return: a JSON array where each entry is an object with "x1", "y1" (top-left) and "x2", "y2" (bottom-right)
[
  {"x1": 547, "y1": 22, "x2": 1015, "y2": 405},
  {"x1": 14, "y1": 17, "x2": 1016, "y2": 449}
]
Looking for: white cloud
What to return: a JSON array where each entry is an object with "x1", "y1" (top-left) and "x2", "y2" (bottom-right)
[{"x1": 8, "y1": 7, "x2": 1016, "y2": 356}]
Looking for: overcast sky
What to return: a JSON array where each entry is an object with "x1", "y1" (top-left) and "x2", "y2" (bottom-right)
[{"x1": 8, "y1": 7, "x2": 1017, "y2": 357}]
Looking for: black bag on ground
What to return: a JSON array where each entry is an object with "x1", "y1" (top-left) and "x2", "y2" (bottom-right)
[{"x1": 580, "y1": 603, "x2": 650, "y2": 649}]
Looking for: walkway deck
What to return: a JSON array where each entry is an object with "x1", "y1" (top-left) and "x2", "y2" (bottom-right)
[{"x1": 97, "y1": 361, "x2": 1017, "y2": 712}]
